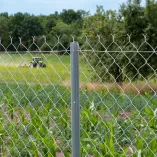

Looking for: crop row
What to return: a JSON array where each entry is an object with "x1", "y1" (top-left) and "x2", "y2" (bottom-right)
[{"x1": 0, "y1": 83, "x2": 157, "y2": 156}]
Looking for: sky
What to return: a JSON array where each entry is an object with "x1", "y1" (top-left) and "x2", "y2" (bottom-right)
[{"x1": 0, "y1": 0, "x2": 127, "y2": 15}]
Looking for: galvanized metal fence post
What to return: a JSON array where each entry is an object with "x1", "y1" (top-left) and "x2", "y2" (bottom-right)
[{"x1": 70, "y1": 41, "x2": 80, "y2": 157}]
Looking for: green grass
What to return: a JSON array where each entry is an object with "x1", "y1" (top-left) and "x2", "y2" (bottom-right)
[{"x1": 0, "y1": 53, "x2": 90, "y2": 84}]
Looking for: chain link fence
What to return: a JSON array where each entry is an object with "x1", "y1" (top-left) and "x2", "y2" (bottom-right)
[{"x1": 0, "y1": 35, "x2": 157, "y2": 157}]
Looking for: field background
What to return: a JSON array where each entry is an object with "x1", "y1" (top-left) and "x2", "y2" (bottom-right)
[
  {"x1": 0, "y1": 53, "x2": 157, "y2": 93},
  {"x1": 0, "y1": 53, "x2": 90, "y2": 84},
  {"x1": 0, "y1": 53, "x2": 157, "y2": 156}
]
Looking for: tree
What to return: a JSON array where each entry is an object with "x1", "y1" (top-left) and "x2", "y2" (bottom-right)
[
  {"x1": 45, "y1": 17, "x2": 57, "y2": 33},
  {"x1": 145, "y1": 0, "x2": 157, "y2": 47},
  {"x1": 38, "y1": 14, "x2": 59, "y2": 34},
  {"x1": 120, "y1": 0, "x2": 157, "y2": 81},
  {"x1": 8, "y1": 13, "x2": 43, "y2": 44},
  {"x1": 120, "y1": 0, "x2": 146, "y2": 44},
  {"x1": 60, "y1": 9, "x2": 82, "y2": 24},
  {"x1": 0, "y1": 16, "x2": 9, "y2": 38},
  {"x1": 82, "y1": 2, "x2": 157, "y2": 83},
  {"x1": 82, "y1": 6, "x2": 125, "y2": 83},
  {"x1": 0, "y1": 15, "x2": 9, "y2": 48},
  {"x1": 8, "y1": 12, "x2": 26, "y2": 37},
  {"x1": 50, "y1": 21, "x2": 79, "y2": 53},
  {"x1": 0, "y1": 12, "x2": 9, "y2": 18},
  {"x1": 20, "y1": 16, "x2": 43, "y2": 40}
]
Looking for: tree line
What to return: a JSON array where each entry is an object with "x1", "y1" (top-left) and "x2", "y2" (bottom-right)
[
  {"x1": 0, "y1": 0, "x2": 157, "y2": 83},
  {"x1": 0, "y1": 9, "x2": 86, "y2": 50}
]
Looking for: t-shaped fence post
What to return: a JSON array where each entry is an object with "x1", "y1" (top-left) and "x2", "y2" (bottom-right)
[{"x1": 70, "y1": 41, "x2": 80, "y2": 157}]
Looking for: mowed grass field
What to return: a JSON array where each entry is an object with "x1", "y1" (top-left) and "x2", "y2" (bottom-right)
[
  {"x1": 0, "y1": 53, "x2": 90, "y2": 84},
  {"x1": 0, "y1": 53, "x2": 157, "y2": 93}
]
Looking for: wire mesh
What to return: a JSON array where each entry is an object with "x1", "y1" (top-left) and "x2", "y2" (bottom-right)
[
  {"x1": 0, "y1": 36, "x2": 72, "y2": 157},
  {"x1": 79, "y1": 34, "x2": 157, "y2": 157},
  {"x1": 0, "y1": 35, "x2": 157, "y2": 157}
]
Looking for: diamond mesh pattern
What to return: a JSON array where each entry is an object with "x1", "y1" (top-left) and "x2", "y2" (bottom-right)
[
  {"x1": 0, "y1": 36, "x2": 71, "y2": 157},
  {"x1": 79, "y1": 35, "x2": 157, "y2": 157},
  {"x1": 0, "y1": 35, "x2": 157, "y2": 156}
]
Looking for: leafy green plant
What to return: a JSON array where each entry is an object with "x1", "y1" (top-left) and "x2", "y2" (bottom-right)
[{"x1": 0, "y1": 82, "x2": 157, "y2": 156}]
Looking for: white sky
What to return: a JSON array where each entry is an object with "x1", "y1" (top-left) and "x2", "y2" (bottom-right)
[{"x1": 0, "y1": 0, "x2": 127, "y2": 15}]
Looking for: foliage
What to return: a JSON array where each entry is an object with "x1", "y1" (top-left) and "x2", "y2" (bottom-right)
[
  {"x1": 8, "y1": 13, "x2": 43, "y2": 48},
  {"x1": 82, "y1": 6, "x2": 125, "y2": 83},
  {"x1": 0, "y1": 84, "x2": 157, "y2": 156},
  {"x1": 0, "y1": 15, "x2": 9, "y2": 48},
  {"x1": 1, "y1": 1, "x2": 157, "y2": 82},
  {"x1": 82, "y1": 2, "x2": 157, "y2": 83}
]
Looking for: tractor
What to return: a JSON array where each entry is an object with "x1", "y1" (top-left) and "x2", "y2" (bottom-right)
[{"x1": 29, "y1": 57, "x2": 46, "y2": 68}]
